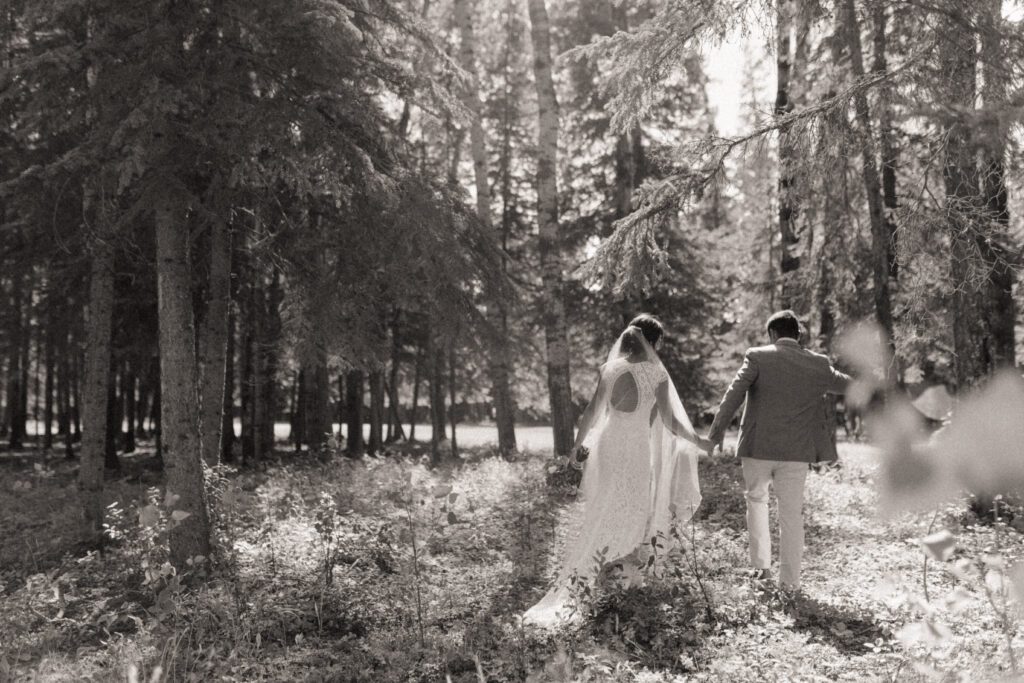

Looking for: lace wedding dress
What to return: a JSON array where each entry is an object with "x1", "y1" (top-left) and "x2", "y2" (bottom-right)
[{"x1": 523, "y1": 334, "x2": 702, "y2": 627}]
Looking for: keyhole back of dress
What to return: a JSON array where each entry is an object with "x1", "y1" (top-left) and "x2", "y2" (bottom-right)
[{"x1": 610, "y1": 370, "x2": 639, "y2": 413}]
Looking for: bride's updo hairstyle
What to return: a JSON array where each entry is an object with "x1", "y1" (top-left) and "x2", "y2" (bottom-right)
[
  {"x1": 628, "y1": 313, "x2": 664, "y2": 348},
  {"x1": 619, "y1": 326, "x2": 647, "y2": 357}
]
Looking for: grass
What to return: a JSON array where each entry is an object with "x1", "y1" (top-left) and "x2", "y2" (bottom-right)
[{"x1": 0, "y1": 434, "x2": 1021, "y2": 682}]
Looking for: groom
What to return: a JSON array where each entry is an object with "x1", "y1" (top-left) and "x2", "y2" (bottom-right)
[{"x1": 705, "y1": 310, "x2": 850, "y2": 592}]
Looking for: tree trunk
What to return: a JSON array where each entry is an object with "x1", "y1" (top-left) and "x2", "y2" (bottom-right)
[
  {"x1": 429, "y1": 338, "x2": 447, "y2": 465},
  {"x1": 7, "y1": 278, "x2": 25, "y2": 450},
  {"x1": 456, "y1": 0, "x2": 517, "y2": 456},
  {"x1": 155, "y1": 199, "x2": 211, "y2": 568},
  {"x1": 43, "y1": 322, "x2": 55, "y2": 450},
  {"x1": 0, "y1": 352, "x2": 7, "y2": 440},
  {"x1": 60, "y1": 343, "x2": 75, "y2": 459},
  {"x1": 32, "y1": 320, "x2": 41, "y2": 446},
  {"x1": 872, "y1": 4, "x2": 899, "y2": 281},
  {"x1": 221, "y1": 303, "x2": 236, "y2": 462},
  {"x1": 385, "y1": 325, "x2": 406, "y2": 443},
  {"x1": 840, "y1": 0, "x2": 895, "y2": 360},
  {"x1": 16, "y1": 277, "x2": 31, "y2": 449},
  {"x1": 409, "y1": 350, "x2": 422, "y2": 442},
  {"x1": 122, "y1": 360, "x2": 136, "y2": 453},
  {"x1": 979, "y1": 0, "x2": 1015, "y2": 369},
  {"x1": 198, "y1": 220, "x2": 232, "y2": 467},
  {"x1": 345, "y1": 369, "x2": 365, "y2": 457},
  {"x1": 104, "y1": 364, "x2": 121, "y2": 469},
  {"x1": 336, "y1": 373, "x2": 345, "y2": 439},
  {"x1": 150, "y1": 357, "x2": 162, "y2": 464},
  {"x1": 305, "y1": 361, "x2": 330, "y2": 451},
  {"x1": 80, "y1": 239, "x2": 115, "y2": 535},
  {"x1": 72, "y1": 350, "x2": 82, "y2": 442},
  {"x1": 368, "y1": 369, "x2": 384, "y2": 454},
  {"x1": 240, "y1": 283, "x2": 255, "y2": 465},
  {"x1": 527, "y1": 0, "x2": 574, "y2": 456},
  {"x1": 448, "y1": 342, "x2": 458, "y2": 459},
  {"x1": 775, "y1": 0, "x2": 810, "y2": 309},
  {"x1": 292, "y1": 369, "x2": 304, "y2": 452},
  {"x1": 939, "y1": 6, "x2": 987, "y2": 389},
  {"x1": 135, "y1": 365, "x2": 150, "y2": 439},
  {"x1": 259, "y1": 271, "x2": 283, "y2": 458}
]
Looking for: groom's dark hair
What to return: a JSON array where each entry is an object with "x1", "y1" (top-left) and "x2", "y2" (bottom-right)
[
  {"x1": 766, "y1": 310, "x2": 801, "y2": 340},
  {"x1": 628, "y1": 313, "x2": 663, "y2": 347}
]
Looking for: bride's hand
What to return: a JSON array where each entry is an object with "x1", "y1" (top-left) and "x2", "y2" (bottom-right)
[{"x1": 695, "y1": 435, "x2": 714, "y2": 455}]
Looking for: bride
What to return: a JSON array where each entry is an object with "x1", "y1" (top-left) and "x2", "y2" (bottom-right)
[{"x1": 524, "y1": 314, "x2": 709, "y2": 627}]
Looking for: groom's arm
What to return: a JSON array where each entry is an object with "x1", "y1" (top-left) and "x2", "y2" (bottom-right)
[
  {"x1": 825, "y1": 362, "x2": 852, "y2": 395},
  {"x1": 708, "y1": 351, "x2": 759, "y2": 445}
]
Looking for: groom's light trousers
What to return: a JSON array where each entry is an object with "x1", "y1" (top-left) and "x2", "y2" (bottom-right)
[{"x1": 740, "y1": 458, "x2": 808, "y2": 589}]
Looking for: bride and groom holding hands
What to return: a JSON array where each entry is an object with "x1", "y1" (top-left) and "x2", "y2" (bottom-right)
[{"x1": 524, "y1": 310, "x2": 852, "y2": 626}]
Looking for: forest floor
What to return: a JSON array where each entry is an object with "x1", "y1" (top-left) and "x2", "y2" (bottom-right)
[{"x1": 1, "y1": 431, "x2": 1023, "y2": 682}]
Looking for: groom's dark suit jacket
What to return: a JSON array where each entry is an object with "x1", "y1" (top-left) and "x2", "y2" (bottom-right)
[{"x1": 708, "y1": 338, "x2": 851, "y2": 463}]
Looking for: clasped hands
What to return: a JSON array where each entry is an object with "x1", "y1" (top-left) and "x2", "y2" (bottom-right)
[{"x1": 697, "y1": 434, "x2": 722, "y2": 457}]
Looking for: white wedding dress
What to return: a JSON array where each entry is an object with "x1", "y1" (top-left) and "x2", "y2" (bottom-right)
[{"x1": 523, "y1": 331, "x2": 702, "y2": 627}]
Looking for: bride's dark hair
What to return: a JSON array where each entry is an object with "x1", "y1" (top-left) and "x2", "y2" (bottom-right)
[
  {"x1": 620, "y1": 326, "x2": 647, "y2": 357},
  {"x1": 628, "y1": 313, "x2": 663, "y2": 347}
]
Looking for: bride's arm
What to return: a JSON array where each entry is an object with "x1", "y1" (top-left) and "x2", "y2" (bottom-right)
[
  {"x1": 573, "y1": 372, "x2": 608, "y2": 450},
  {"x1": 655, "y1": 381, "x2": 710, "y2": 450}
]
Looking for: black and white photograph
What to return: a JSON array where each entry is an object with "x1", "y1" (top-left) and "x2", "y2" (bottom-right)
[{"x1": 1, "y1": 0, "x2": 1024, "y2": 680}]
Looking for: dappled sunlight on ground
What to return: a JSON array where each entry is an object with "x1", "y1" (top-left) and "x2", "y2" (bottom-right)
[{"x1": 1, "y1": 433, "x2": 1022, "y2": 681}]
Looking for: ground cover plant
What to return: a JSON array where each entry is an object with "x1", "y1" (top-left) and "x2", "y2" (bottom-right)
[{"x1": 2, "y1": 432, "x2": 1022, "y2": 682}]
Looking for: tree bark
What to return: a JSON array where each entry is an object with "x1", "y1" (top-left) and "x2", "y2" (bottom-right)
[
  {"x1": 239, "y1": 280, "x2": 255, "y2": 465},
  {"x1": 155, "y1": 199, "x2": 211, "y2": 567},
  {"x1": 43, "y1": 320, "x2": 55, "y2": 450},
  {"x1": 261, "y1": 271, "x2": 283, "y2": 458},
  {"x1": 221, "y1": 303, "x2": 236, "y2": 462},
  {"x1": 59, "y1": 339, "x2": 75, "y2": 459},
  {"x1": 135, "y1": 364, "x2": 150, "y2": 439},
  {"x1": 872, "y1": 4, "x2": 899, "y2": 281},
  {"x1": 80, "y1": 239, "x2": 115, "y2": 535},
  {"x1": 104, "y1": 364, "x2": 121, "y2": 469},
  {"x1": 775, "y1": 0, "x2": 800, "y2": 307},
  {"x1": 409, "y1": 350, "x2": 422, "y2": 442},
  {"x1": 122, "y1": 359, "x2": 136, "y2": 453},
  {"x1": 336, "y1": 373, "x2": 345, "y2": 440},
  {"x1": 368, "y1": 369, "x2": 385, "y2": 454},
  {"x1": 979, "y1": 0, "x2": 1015, "y2": 369},
  {"x1": 385, "y1": 323, "x2": 406, "y2": 443},
  {"x1": 345, "y1": 369, "x2": 365, "y2": 457},
  {"x1": 456, "y1": 0, "x2": 517, "y2": 456},
  {"x1": 149, "y1": 354, "x2": 162, "y2": 465},
  {"x1": 304, "y1": 361, "x2": 330, "y2": 451},
  {"x1": 7, "y1": 277, "x2": 25, "y2": 450},
  {"x1": 72, "y1": 350, "x2": 82, "y2": 442},
  {"x1": 429, "y1": 336, "x2": 447, "y2": 465},
  {"x1": 198, "y1": 220, "x2": 232, "y2": 467},
  {"x1": 292, "y1": 369, "x2": 305, "y2": 452},
  {"x1": 448, "y1": 342, "x2": 459, "y2": 459},
  {"x1": 527, "y1": 0, "x2": 574, "y2": 456},
  {"x1": 938, "y1": 5, "x2": 987, "y2": 389},
  {"x1": 839, "y1": 0, "x2": 895, "y2": 360}
]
